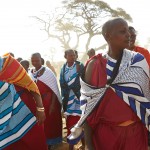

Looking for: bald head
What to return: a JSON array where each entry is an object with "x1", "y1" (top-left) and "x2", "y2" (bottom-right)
[
  {"x1": 20, "y1": 60, "x2": 29, "y2": 72},
  {"x1": 102, "y1": 18, "x2": 128, "y2": 41},
  {"x1": 87, "y1": 48, "x2": 95, "y2": 59}
]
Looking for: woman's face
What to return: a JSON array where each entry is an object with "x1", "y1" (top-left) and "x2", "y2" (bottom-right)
[
  {"x1": 31, "y1": 56, "x2": 42, "y2": 68},
  {"x1": 129, "y1": 29, "x2": 136, "y2": 48},
  {"x1": 65, "y1": 51, "x2": 76, "y2": 63},
  {"x1": 109, "y1": 21, "x2": 130, "y2": 49}
]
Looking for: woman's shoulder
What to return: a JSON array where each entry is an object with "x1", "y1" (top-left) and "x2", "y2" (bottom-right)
[
  {"x1": 124, "y1": 49, "x2": 145, "y2": 61},
  {"x1": 85, "y1": 54, "x2": 104, "y2": 76},
  {"x1": 86, "y1": 53, "x2": 104, "y2": 68}
]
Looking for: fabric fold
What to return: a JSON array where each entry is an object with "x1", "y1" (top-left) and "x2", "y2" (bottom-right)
[
  {"x1": 0, "y1": 53, "x2": 40, "y2": 95},
  {"x1": 68, "y1": 49, "x2": 150, "y2": 143}
]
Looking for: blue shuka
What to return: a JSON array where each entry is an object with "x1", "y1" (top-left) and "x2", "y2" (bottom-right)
[
  {"x1": 0, "y1": 57, "x2": 36, "y2": 149},
  {"x1": 60, "y1": 61, "x2": 84, "y2": 116}
]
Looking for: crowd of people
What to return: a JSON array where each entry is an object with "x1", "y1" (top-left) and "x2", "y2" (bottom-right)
[{"x1": 0, "y1": 17, "x2": 150, "y2": 150}]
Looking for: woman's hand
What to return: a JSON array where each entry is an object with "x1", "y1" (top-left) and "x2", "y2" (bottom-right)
[
  {"x1": 30, "y1": 91, "x2": 46, "y2": 124},
  {"x1": 36, "y1": 109, "x2": 46, "y2": 125}
]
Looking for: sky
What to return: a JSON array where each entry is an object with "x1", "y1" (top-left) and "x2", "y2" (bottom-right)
[{"x1": 0, "y1": 0, "x2": 150, "y2": 61}]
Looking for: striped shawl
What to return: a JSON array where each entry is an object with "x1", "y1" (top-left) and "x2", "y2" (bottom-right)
[
  {"x1": 68, "y1": 49, "x2": 150, "y2": 142},
  {"x1": 0, "y1": 54, "x2": 40, "y2": 149}
]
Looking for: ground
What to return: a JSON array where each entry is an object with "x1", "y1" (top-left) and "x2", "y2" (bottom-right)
[{"x1": 51, "y1": 118, "x2": 83, "y2": 150}]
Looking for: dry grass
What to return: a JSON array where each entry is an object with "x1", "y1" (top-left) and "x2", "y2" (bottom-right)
[{"x1": 52, "y1": 142, "x2": 82, "y2": 150}]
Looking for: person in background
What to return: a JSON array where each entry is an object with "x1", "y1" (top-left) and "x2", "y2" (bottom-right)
[
  {"x1": 9, "y1": 52, "x2": 14, "y2": 57},
  {"x1": 87, "y1": 48, "x2": 95, "y2": 59},
  {"x1": 74, "y1": 50, "x2": 79, "y2": 61},
  {"x1": 0, "y1": 53, "x2": 47, "y2": 150},
  {"x1": 128, "y1": 26, "x2": 150, "y2": 147},
  {"x1": 46, "y1": 60, "x2": 57, "y2": 76},
  {"x1": 16, "y1": 57, "x2": 23, "y2": 62},
  {"x1": 128, "y1": 26, "x2": 150, "y2": 66},
  {"x1": 41, "y1": 57, "x2": 45, "y2": 65},
  {"x1": 20, "y1": 60, "x2": 30, "y2": 72},
  {"x1": 30, "y1": 53, "x2": 62, "y2": 150},
  {"x1": 60, "y1": 49, "x2": 85, "y2": 150},
  {"x1": 74, "y1": 50, "x2": 84, "y2": 74},
  {"x1": 70, "y1": 18, "x2": 149, "y2": 150}
]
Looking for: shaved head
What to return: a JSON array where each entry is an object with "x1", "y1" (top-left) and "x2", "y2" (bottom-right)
[
  {"x1": 87, "y1": 48, "x2": 95, "y2": 59},
  {"x1": 20, "y1": 60, "x2": 29, "y2": 72},
  {"x1": 102, "y1": 18, "x2": 128, "y2": 41}
]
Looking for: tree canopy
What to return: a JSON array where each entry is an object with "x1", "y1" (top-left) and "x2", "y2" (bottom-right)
[{"x1": 33, "y1": 0, "x2": 132, "y2": 55}]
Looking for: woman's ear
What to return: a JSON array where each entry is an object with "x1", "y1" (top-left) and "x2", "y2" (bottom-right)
[
  {"x1": 104, "y1": 33, "x2": 109, "y2": 41},
  {"x1": 106, "y1": 33, "x2": 112, "y2": 42}
]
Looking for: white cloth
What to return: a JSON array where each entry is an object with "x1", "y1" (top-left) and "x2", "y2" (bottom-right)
[{"x1": 30, "y1": 67, "x2": 61, "y2": 103}]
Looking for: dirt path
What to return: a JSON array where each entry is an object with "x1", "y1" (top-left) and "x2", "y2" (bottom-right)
[{"x1": 52, "y1": 118, "x2": 82, "y2": 150}]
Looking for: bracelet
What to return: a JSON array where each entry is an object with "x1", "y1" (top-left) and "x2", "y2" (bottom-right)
[
  {"x1": 36, "y1": 107, "x2": 45, "y2": 112},
  {"x1": 37, "y1": 109, "x2": 45, "y2": 112}
]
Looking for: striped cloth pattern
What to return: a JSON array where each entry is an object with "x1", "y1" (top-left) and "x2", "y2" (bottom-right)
[
  {"x1": 63, "y1": 63, "x2": 81, "y2": 116},
  {"x1": 69, "y1": 49, "x2": 150, "y2": 141},
  {"x1": 106, "y1": 55, "x2": 150, "y2": 127},
  {"x1": 0, "y1": 54, "x2": 40, "y2": 149},
  {"x1": 106, "y1": 55, "x2": 117, "y2": 80},
  {"x1": 0, "y1": 82, "x2": 36, "y2": 149},
  {"x1": 0, "y1": 54, "x2": 40, "y2": 95},
  {"x1": 30, "y1": 67, "x2": 61, "y2": 103}
]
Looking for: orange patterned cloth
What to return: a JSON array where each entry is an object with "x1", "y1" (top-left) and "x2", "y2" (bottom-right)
[
  {"x1": 0, "y1": 53, "x2": 40, "y2": 95},
  {"x1": 134, "y1": 46, "x2": 150, "y2": 67}
]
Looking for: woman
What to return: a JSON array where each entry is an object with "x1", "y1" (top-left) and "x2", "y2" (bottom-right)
[
  {"x1": 46, "y1": 60, "x2": 57, "y2": 76},
  {"x1": 30, "y1": 53, "x2": 62, "y2": 150},
  {"x1": 0, "y1": 53, "x2": 47, "y2": 150},
  {"x1": 127, "y1": 26, "x2": 150, "y2": 66},
  {"x1": 69, "y1": 18, "x2": 150, "y2": 150},
  {"x1": 60, "y1": 49, "x2": 84, "y2": 150}
]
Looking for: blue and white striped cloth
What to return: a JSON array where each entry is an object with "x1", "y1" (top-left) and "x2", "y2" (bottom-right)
[
  {"x1": 64, "y1": 63, "x2": 81, "y2": 116},
  {"x1": 106, "y1": 55, "x2": 117, "y2": 80},
  {"x1": 69, "y1": 49, "x2": 150, "y2": 141},
  {"x1": 106, "y1": 54, "x2": 149, "y2": 126},
  {"x1": 0, "y1": 57, "x2": 36, "y2": 149}
]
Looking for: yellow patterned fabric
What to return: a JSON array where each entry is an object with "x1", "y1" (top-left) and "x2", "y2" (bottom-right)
[{"x1": 0, "y1": 53, "x2": 40, "y2": 95}]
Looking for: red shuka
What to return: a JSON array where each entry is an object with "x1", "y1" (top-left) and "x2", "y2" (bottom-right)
[
  {"x1": 36, "y1": 80, "x2": 62, "y2": 144},
  {"x1": 86, "y1": 54, "x2": 148, "y2": 150},
  {"x1": 4, "y1": 86, "x2": 48, "y2": 150}
]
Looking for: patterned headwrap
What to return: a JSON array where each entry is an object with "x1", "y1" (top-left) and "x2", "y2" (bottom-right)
[{"x1": 0, "y1": 53, "x2": 40, "y2": 95}]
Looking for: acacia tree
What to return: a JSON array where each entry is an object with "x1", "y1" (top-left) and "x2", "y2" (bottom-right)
[{"x1": 33, "y1": 0, "x2": 132, "y2": 54}]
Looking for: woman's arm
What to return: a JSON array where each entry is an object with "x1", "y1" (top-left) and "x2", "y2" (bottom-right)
[
  {"x1": 49, "y1": 92, "x2": 56, "y2": 114},
  {"x1": 84, "y1": 121, "x2": 95, "y2": 150},
  {"x1": 30, "y1": 91, "x2": 46, "y2": 125},
  {"x1": 83, "y1": 59, "x2": 96, "y2": 150}
]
